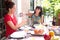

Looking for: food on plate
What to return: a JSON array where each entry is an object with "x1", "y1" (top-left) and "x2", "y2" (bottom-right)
[
  {"x1": 38, "y1": 29, "x2": 44, "y2": 34},
  {"x1": 37, "y1": 24, "x2": 44, "y2": 28},
  {"x1": 34, "y1": 24, "x2": 44, "y2": 29},
  {"x1": 34, "y1": 29, "x2": 44, "y2": 35},
  {"x1": 34, "y1": 29, "x2": 39, "y2": 34},
  {"x1": 34, "y1": 24, "x2": 45, "y2": 35}
]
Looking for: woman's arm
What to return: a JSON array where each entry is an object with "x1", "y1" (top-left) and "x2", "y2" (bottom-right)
[
  {"x1": 41, "y1": 15, "x2": 44, "y2": 24},
  {"x1": 7, "y1": 20, "x2": 27, "y2": 30}
]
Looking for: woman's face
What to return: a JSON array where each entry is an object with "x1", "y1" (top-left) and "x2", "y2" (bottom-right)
[
  {"x1": 9, "y1": 5, "x2": 16, "y2": 14},
  {"x1": 35, "y1": 8, "x2": 41, "y2": 15}
]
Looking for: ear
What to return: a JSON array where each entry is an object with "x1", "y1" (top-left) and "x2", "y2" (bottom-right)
[{"x1": 9, "y1": 8, "x2": 11, "y2": 11}]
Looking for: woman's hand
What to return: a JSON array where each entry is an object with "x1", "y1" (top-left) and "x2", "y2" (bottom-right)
[{"x1": 26, "y1": 13, "x2": 33, "y2": 17}]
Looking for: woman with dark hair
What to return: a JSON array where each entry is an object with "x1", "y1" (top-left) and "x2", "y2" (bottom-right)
[
  {"x1": 32, "y1": 6, "x2": 44, "y2": 24},
  {"x1": 4, "y1": 1, "x2": 27, "y2": 38}
]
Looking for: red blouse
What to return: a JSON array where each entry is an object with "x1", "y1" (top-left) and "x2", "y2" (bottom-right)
[{"x1": 4, "y1": 14, "x2": 17, "y2": 37}]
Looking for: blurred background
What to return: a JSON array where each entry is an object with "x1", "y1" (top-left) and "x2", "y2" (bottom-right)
[{"x1": 0, "y1": 0, "x2": 60, "y2": 40}]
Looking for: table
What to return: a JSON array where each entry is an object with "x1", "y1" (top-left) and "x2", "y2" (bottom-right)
[
  {"x1": 6, "y1": 29, "x2": 45, "y2": 40},
  {"x1": 6, "y1": 25, "x2": 60, "y2": 40}
]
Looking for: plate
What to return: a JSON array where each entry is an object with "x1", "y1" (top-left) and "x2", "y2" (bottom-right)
[{"x1": 10, "y1": 31, "x2": 27, "y2": 38}]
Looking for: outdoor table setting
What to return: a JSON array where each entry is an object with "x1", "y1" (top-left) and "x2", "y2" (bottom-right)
[{"x1": 6, "y1": 24, "x2": 60, "y2": 40}]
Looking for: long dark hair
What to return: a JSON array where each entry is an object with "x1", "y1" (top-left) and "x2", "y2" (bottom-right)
[
  {"x1": 4, "y1": 1, "x2": 15, "y2": 16},
  {"x1": 34, "y1": 6, "x2": 43, "y2": 17}
]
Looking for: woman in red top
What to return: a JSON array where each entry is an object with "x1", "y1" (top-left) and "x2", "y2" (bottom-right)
[{"x1": 4, "y1": 1, "x2": 27, "y2": 38}]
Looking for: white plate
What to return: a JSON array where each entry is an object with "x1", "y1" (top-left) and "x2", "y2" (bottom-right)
[{"x1": 10, "y1": 31, "x2": 27, "y2": 38}]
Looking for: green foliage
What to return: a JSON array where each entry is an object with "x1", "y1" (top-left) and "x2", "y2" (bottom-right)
[
  {"x1": 56, "y1": 9, "x2": 60, "y2": 17},
  {"x1": 36, "y1": 0, "x2": 60, "y2": 17},
  {"x1": 41, "y1": 0, "x2": 60, "y2": 16}
]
